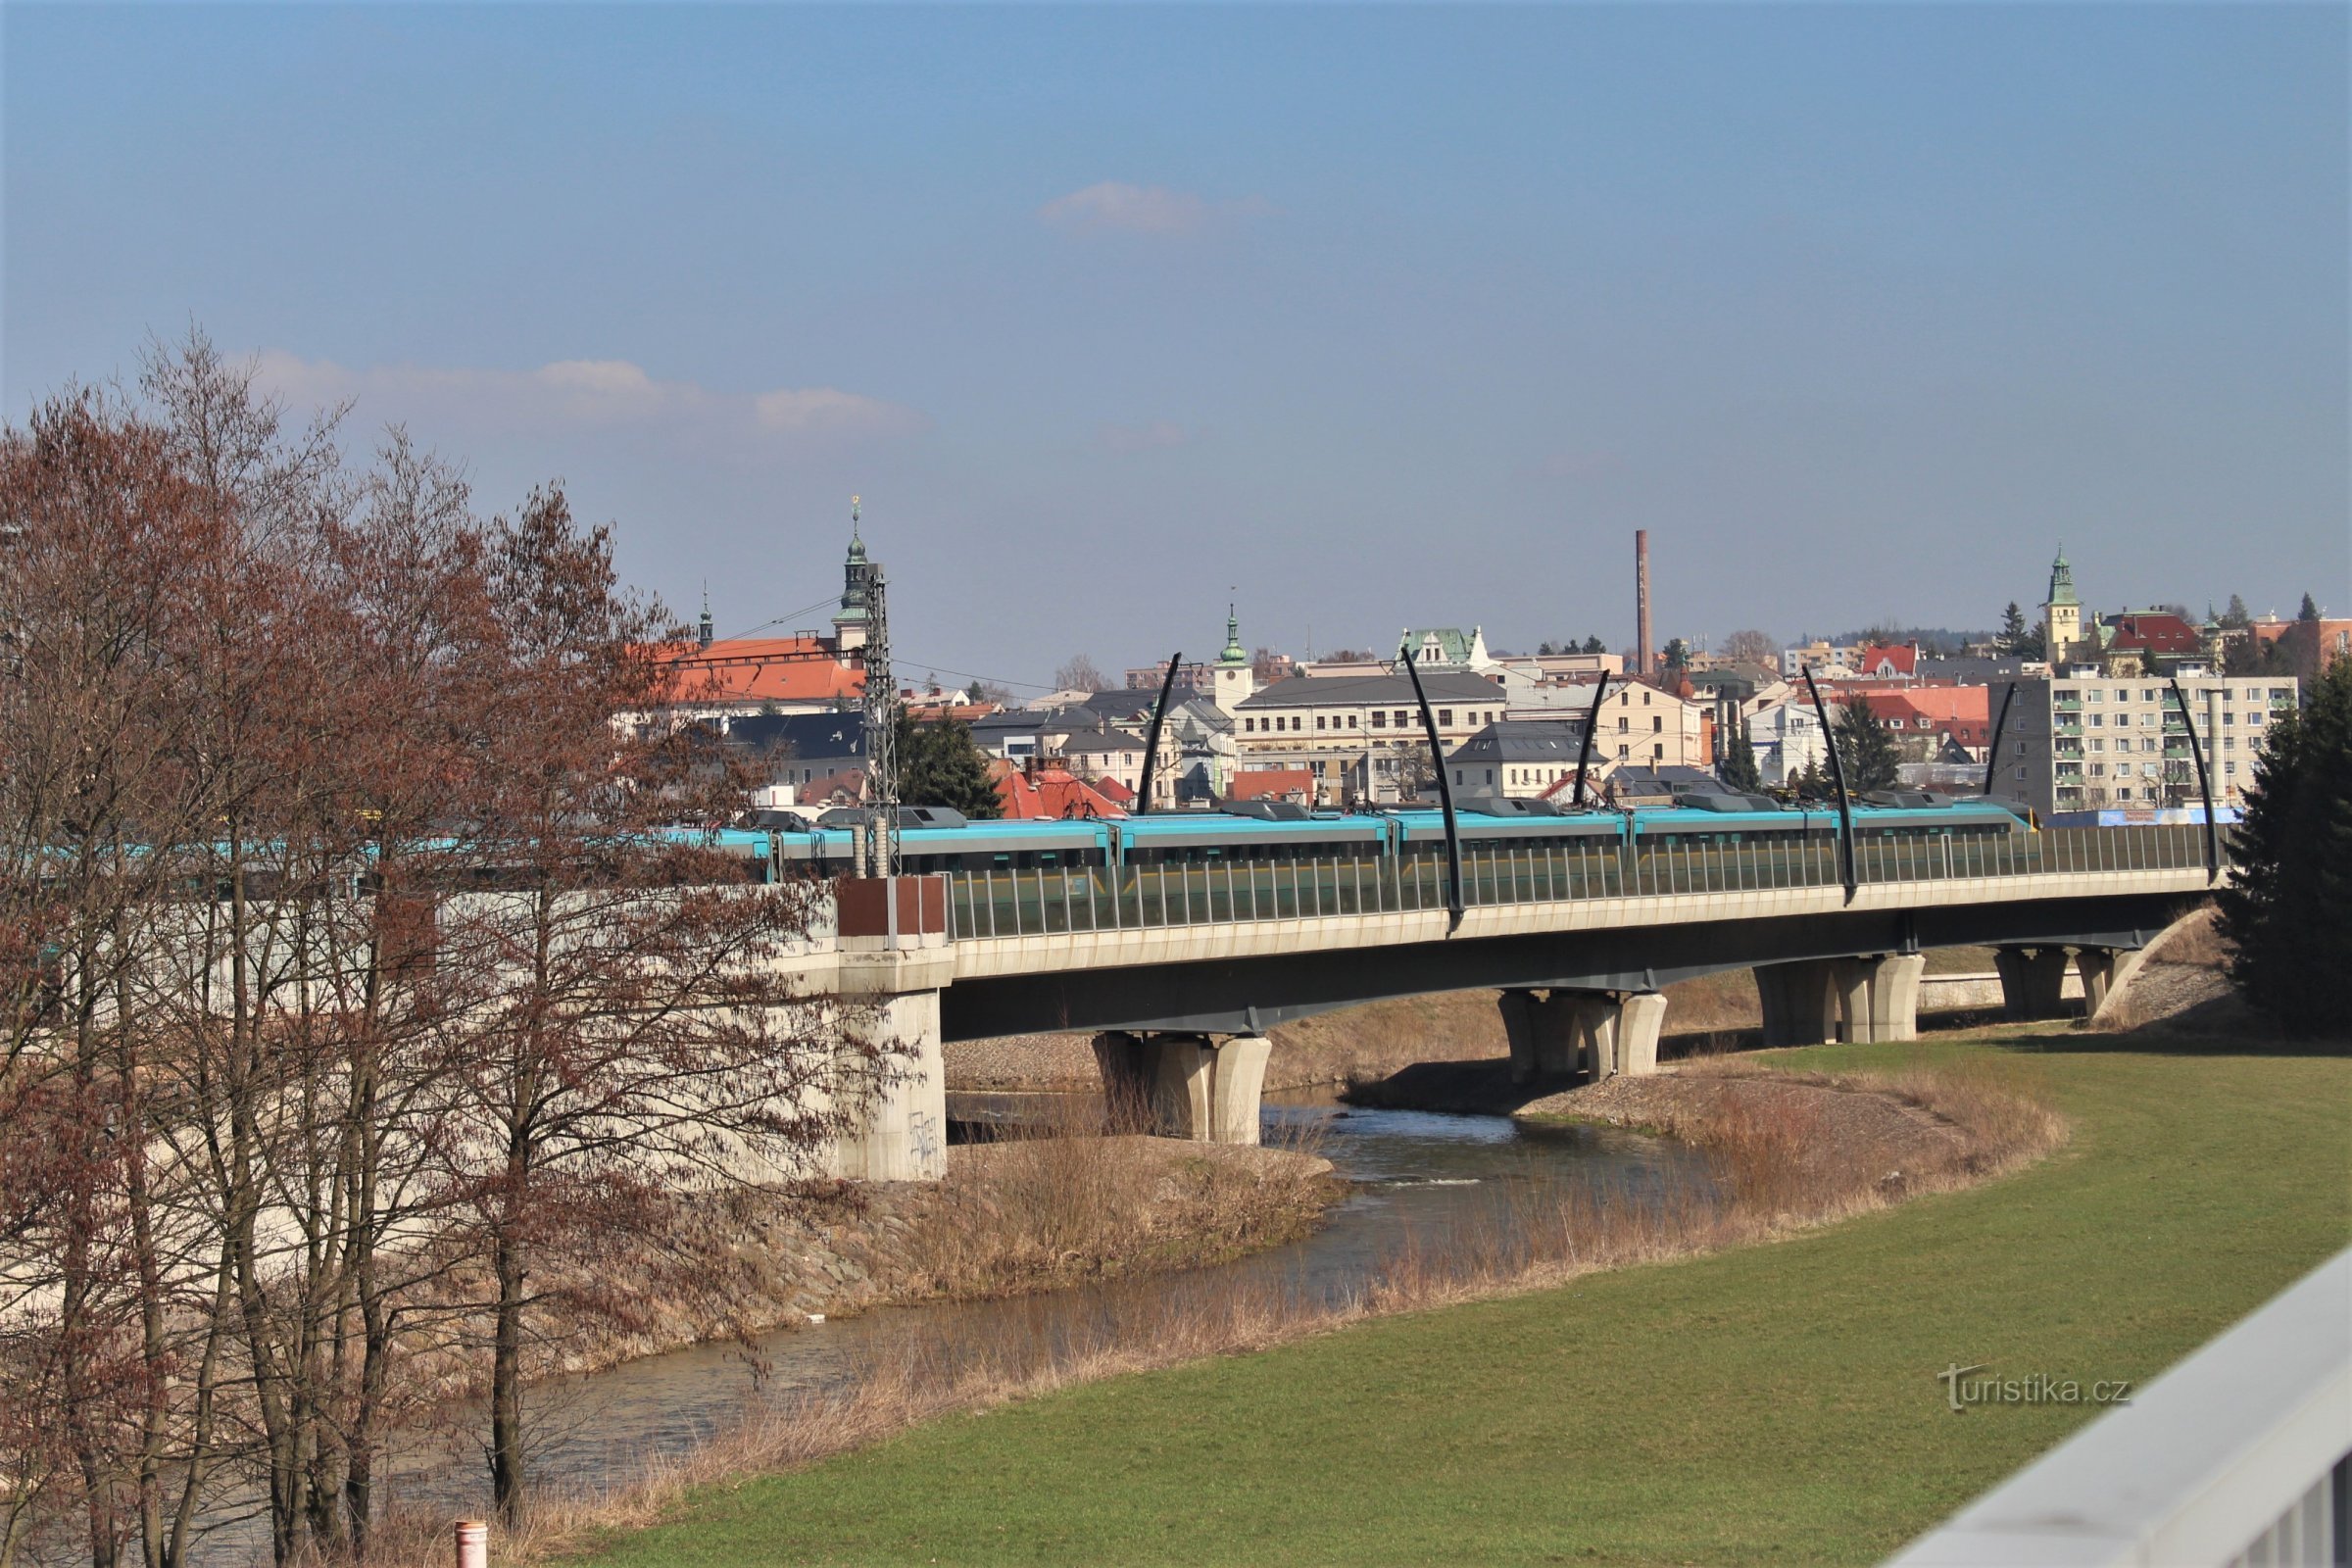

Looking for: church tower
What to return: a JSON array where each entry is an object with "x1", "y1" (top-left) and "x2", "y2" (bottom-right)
[
  {"x1": 832, "y1": 498, "x2": 872, "y2": 655},
  {"x1": 1212, "y1": 604, "x2": 1255, "y2": 713},
  {"x1": 2041, "y1": 545, "x2": 2082, "y2": 664}
]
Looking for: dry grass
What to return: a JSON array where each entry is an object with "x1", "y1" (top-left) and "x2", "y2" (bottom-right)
[
  {"x1": 893, "y1": 1093, "x2": 1336, "y2": 1298},
  {"x1": 345, "y1": 1060, "x2": 2065, "y2": 1568}
]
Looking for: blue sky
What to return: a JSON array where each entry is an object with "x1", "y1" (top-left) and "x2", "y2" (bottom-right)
[{"x1": 7, "y1": 4, "x2": 2346, "y2": 686}]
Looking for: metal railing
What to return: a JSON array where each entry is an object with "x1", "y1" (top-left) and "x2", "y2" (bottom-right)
[
  {"x1": 1887, "y1": 1248, "x2": 2350, "y2": 1568},
  {"x1": 942, "y1": 823, "x2": 2218, "y2": 942}
]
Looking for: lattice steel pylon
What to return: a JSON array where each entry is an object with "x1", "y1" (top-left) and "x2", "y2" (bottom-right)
[{"x1": 855, "y1": 497, "x2": 900, "y2": 877}]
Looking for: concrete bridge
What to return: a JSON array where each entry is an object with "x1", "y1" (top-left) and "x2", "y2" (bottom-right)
[{"x1": 816, "y1": 823, "x2": 2216, "y2": 1179}]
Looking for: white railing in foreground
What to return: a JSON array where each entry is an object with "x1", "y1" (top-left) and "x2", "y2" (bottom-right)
[{"x1": 1888, "y1": 1247, "x2": 2350, "y2": 1568}]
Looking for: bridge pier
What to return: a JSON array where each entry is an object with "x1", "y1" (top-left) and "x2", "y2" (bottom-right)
[
  {"x1": 1091, "y1": 1031, "x2": 1271, "y2": 1145},
  {"x1": 1754, "y1": 955, "x2": 1924, "y2": 1046},
  {"x1": 1993, "y1": 946, "x2": 2075, "y2": 1021},
  {"x1": 1497, "y1": 989, "x2": 1667, "y2": 1083}
]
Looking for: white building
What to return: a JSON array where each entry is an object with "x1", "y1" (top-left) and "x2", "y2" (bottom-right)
[
  {"x1": 1748, "y1": 698, "x2": 1833, "y2": 787},
  {"x1": 1989, "y1": 668, "x2": 2296, "y2": 815}
]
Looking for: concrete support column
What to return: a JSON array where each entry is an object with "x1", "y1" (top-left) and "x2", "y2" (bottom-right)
[
  {"x1": 1607, "y1": 993, "x2": 1669, "y2": 1076},
  {"x1": 1835, "y1": 954, "x2": 1926, "y2": 1044},
  {"x1": 1496, "y1": 989, "x2": 1666, "y2": 1081},
  {"x1": 1994, "y1": 947, "x2": 2074, "y2": 1021},
  {"x1": 1755, "y1": 959, "x2": 1842, "y2": 1047},
  {"x1": 829, "y1": 990, "x2": 948, "y2": 1181},
  {"x1": 2078, "y1": 947, "x2": 2149, "y2": 1023},
  {"x1": 1091, "y1": 1030, "x2": 1271, "y2": 1145},
  {"x1": 1498, "y1": 989, "x2": 1575, "y2": 1083}
]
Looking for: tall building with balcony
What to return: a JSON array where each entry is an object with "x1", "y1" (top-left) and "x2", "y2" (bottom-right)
[{"x1": 1987, "y1": 671, "x2": 2297, "y2": 816}]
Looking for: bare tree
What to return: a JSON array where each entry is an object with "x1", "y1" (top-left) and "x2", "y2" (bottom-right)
[
  {"x1": 449, "y1": 488, "x2": 858, "y2": 1527},
  {"x1": 1052, "y1": 655, "x2": 1107, "y2": 692},
  {"x1": 1720, "y1": 629, "x2": 1776, "y2": 667}
]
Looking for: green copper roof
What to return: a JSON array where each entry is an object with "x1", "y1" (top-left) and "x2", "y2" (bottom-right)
[
  {"x1": 2044, "y1": 546, "x2": 2079, "y2": 609},
  {"x1": 1218, "y1": 604, "x2": 1247, "y2": 664}
]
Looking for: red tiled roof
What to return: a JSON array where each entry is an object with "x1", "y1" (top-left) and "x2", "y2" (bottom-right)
[
  {"x1": 2102, "y1": 613, "x2": 2202, "y2": 656},
  {"x1": 994, "y1": 764, "x2": 1129, "y2": 820},
  {"x1": 1227, "y1": 768, "x2": 1316, "y2": 802},
  {"x1": 1860, "y1": 688, "x2": 1992, "y2": 746},
  {"x1": 1855, "y1": 643, "x2": 1918, "y2": 676},
  {"x1": 655, "y1": 637, "x2": 864, "y2": 705}
]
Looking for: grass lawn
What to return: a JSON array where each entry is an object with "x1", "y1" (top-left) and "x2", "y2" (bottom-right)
[{"x1": 573, "y1": 1031, "x2": 2351, "y2": 1567}]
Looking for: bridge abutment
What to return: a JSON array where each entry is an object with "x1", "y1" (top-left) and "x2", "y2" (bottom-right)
[
  {"x1": 1497, "y1": 989, "x2": 1666, "y2": 1082},
  {"x1": 827, "y1": 989, "x2": 949, "y2": 1181},
  {"x1": 2076, "y1": 947, "x2": 2149, "y2": 1022},
  {"x1": 1755, "y1": 955, "x2": 1924, "y2": 1046},
  {"x1": 824, "y1": 876, "x2": 953, "y2": 1182},
  {"x1": 1091, "y1": 1031, "x2": 1271, "y2": 1145}
]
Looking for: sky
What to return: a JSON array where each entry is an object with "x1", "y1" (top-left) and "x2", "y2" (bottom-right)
[{"x1": 7, "y1": 4, "x2": 2347, "y2": 690}]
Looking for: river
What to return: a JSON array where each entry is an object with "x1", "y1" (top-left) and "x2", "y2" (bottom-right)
[{"x1": 341, "y1": 1088, "x2": 1707, "y2": 1536}]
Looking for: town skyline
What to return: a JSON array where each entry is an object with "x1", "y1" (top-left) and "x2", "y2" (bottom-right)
[{"x1": 9, "y1": 3, "x2": 2345, "y2": 679}]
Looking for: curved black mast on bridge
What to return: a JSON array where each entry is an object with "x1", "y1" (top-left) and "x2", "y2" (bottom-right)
[
  {"x1": 1399, "y1": 643, "x2": 1465, "y2": 933},
  {"x1": 1983, "y1": 680, "x2": 2019, "y2": 797},
  {"x1": 1803, "y1": 665, "x2": 1857, "y2": 902},
  {"x1": 1570, "y1": 670, "x2": 1611, "y2": 808},
  {"x1": 2167, "y1": 677, "x2": 2221, "y2": 884},
  {"x1": 1135, "y1": 650, "x2": 1183, "y2": 816}
]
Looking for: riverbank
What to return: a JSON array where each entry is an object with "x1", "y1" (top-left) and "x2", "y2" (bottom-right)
[
  {"x1": 429, "y1": 1050, "x2": 2064, "y2": 1568},
  {"x1": 406, "y1": 1135, "x2": 1339, "y2": 1403},
  {"x1": 564, "y1": 1029, "x2": 2350, "y2": 1567}
]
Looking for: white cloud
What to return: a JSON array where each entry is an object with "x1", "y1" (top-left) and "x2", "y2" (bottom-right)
[
  {"x1": 1039, "y1": 181, "x2": 1269, "y2": 236},
  {"x1": 251, "y1": 351, "x2": 923, "y2": 445},
  {"x1": 755, "y1": 386, "x2": 926, "y2": 436},
  {"x1": 1098, "y1": 419, "x2": 1194, "y2": 453}
]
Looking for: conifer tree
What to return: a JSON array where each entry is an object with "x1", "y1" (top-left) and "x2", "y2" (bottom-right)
[
  {"x1": 1719, "y1": 724, "x2": 1762, "y2": 793},
  {"x1": 2216, "y1": 658, "x2": 2352, "y2": 1036},
  {"x1": 1833, "y1": 702, "x2": 1902, "y2": 792},
  {"x1": 897, "y1": 711, "x2": 1003, "y2": 818}
]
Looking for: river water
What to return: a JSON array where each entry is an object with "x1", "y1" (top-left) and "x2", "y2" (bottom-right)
[{"x1": 347, "y1": 1089, "x2": 1707, "y2": 1533}]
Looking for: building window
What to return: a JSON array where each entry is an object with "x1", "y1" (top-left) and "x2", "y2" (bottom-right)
[
  {"x1": 1370, "y1": 710, "x2": 1386, "y2": 729},
  {"x1": 1315, "y1": 715, "x2": 1326, "y2": 731},
  {"x1": 1348, "y1": 713, "x2": 1359, "y2": 728},
  {"x1": 1438, "y1": 709, "x2": 1453, "y2": 726},
  {"x1": 1453, "y1": 770, "x2": 1463, "y2": 785},
  {"x1": 1618, "y1": 745, "x2": 1629, "y2": 759},
  {"x1": 1652, "y1": 715, "x2": 1663, "y2": 733}
]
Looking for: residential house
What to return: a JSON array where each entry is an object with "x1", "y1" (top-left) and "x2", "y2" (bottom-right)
[
  {"x1": 1748, "y1": 698, "x2": 1832, "y2": 787},
  {"x1": 1856, "y1": 688, "x2": 1994, "y2": 763},
  {"x1": 1445, "y1": 720, "x2": 1595, "y2": 799}
]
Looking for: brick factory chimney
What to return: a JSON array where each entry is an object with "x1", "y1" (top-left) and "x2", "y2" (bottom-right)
[{"x1": 1635, "y1": 529, "x2": 1653, "y2": 679}]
